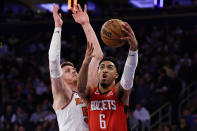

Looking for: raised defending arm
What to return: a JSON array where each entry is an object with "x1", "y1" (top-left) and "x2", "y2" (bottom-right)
[
  {"x1": 49, "y1": 4, "x2": 72, "y2": 109},
  {"x1": 72, "y1": 4, "x2": 103, "y2": 87}
]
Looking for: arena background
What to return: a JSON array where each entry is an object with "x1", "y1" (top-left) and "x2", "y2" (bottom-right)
[{"x1": 0, "y1": 0, "x2": 197, "y2": 131}]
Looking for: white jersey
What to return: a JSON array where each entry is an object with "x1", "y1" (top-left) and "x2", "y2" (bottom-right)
[{"x1": 54, "y1": 92, "x2": 89, "y2": 131}]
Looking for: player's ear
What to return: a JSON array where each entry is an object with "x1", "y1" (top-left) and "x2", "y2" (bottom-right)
[{"x1": 114, "y1": 73, "x2": 119, "y2": 79}]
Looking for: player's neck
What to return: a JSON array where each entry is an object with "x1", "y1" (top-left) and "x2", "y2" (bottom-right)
[
  {"x1": 99, "y1": 81, "x2": 116, "y2": 94},
  {"x1": 67, "y1": 82, "x2": 77, "y2": 92}
]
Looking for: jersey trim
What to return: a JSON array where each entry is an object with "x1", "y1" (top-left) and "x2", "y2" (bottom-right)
[{"x1": 61, "y1": 93, "x2": 74, "y2": 110}]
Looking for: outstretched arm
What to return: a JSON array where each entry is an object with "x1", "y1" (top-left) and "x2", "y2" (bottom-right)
[
  {"x1": 72, "y1": 4, "x2": 103, "y2": 87},
  {"x1": 117, "y1": 22, "x2": 138, "y2": 106},
  {"x1": 49, "y1": 4, "x2": 72, "y2": 109},
  {"x1": 77, "y1": 42, "x2": 95, "y2": 99}
]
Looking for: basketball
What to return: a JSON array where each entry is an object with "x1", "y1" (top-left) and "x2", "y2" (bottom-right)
[{"x1": 100, "y1": 19, "x2": 126, "y2": 48}]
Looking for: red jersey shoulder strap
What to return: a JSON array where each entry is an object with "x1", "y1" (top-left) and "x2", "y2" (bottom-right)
[
  {"x1": 90, "y1": 86, "x2": 98, "y2": 96},
  {"x1": 112, "y1": 85, "x2": 118, "y2": 98}
]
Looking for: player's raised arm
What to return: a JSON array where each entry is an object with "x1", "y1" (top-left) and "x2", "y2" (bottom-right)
[
  {"x1": 49, "y1": 4, "x2": 72, "y2": 109},
  {"x1": 77, "y1": 42, "x2": 95, "y2": 98},
  {"x1": 71, "y1": 4, "x2": 103, "y2": 87},
  {"x1": 117, "y1": 22, "x2": 138, "y2": 106}
]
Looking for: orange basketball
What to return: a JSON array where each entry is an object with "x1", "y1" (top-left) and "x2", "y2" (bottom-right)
[{"x1": 100, "y1": 19, "x2": 126, "y2": 48}]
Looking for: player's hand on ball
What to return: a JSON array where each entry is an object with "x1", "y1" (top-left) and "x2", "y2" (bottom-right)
[
  {"x1": 84, "y1": 41, "x2": 95, "y2": 64},
  {"x1": 121, "y1": 22, "x2": 138, "y2": 51},
  {"x1": 71, "y1": 4, "x2": 89, "y2": 25},
  {"x1": 53, "y1": 3, "x2": 63, "y2": 27}
]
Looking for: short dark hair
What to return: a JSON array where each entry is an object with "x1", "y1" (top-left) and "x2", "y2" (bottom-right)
[
  {"x1": 99, "y1": 57, "x2": 119, "y2": 74},
  {"x1": 61, "y1": 61, "x2": 74, "y2": 68}
]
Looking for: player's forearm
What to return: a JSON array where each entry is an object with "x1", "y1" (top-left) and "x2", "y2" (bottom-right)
[
  {"x1": 120, "y1": 50, "x2": 138, "y2": 90},
  {"x1": 82, "y1": 23, "x2": 103, "y2": 59},
  {"x1": 77, "y1": 61, "x2": 90, "y2": 97},
  {"x1": 48, "y1": 27, "x2": 62, "y2": 78},
  {"x1": 88, "y1": 59, "x2": 99, "y2": 87}
]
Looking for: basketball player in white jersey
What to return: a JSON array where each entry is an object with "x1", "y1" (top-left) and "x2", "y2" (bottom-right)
[{"x1": 48, "y1": 4, "x2": 103, "y2": 131}]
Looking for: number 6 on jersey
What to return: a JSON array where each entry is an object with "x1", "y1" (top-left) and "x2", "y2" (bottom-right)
[{"x1": 99, "y1": 114, "x2": 106, "y2": 129}]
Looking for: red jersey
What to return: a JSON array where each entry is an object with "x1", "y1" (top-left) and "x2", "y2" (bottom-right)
[{"x1": 88, "y1": 86, "x2": 127, "y2": 131}]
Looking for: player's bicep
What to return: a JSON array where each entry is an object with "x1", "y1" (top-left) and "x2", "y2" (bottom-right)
[
  {"x1": 116, "y1": 82, "x2": 132, "y2": 106},
  {"x1": 51, "y1": 77, "x2": 72, "y2": 100}
]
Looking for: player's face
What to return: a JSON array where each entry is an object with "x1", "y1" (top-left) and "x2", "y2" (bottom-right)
[
  {"x1": 62, "y1": 66, "x2": 78, "y2": 84},
  {"x1": 98, "y1": 61, "x2": 118, "y2": 87}
]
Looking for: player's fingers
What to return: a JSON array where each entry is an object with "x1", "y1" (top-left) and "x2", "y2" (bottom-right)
[
  {"x1": 122, "y1": 22, "x2": 133, "y2": 33},
  {"x1": 71, "y1": 7, "x2": 76, "y2": 14},
  {"x1": 53, "y1": 3, "x2": 57, "y2": 12},
  {"x1": 72, "y1": 14, "x2": 77, "y2": 20},
  {"x1": 122, "y1": 24, "x2": 131, "y2": 34},
  {"x1": 74, "y1": 4, "x2": 79, "y2": 12},
  {"x1": 124, "y1": 22, "x2": 135, "y2": 35},
  {"x1": 78, "y1": 4, "x2": 83, "y2": 12},
  {"x1": 120, "y1": 37, "x2": 130, "y2": 41},
  {"x1": 84, "y1": 4, "x2": 87, "y2": 13},
  {"x1": 121, "y1": 27, "x2": 131, "y2": 37}
]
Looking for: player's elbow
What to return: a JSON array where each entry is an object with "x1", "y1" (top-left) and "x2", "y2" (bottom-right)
[{"x1": 120, "y1": 77, "x2": 134, "y2": 90}]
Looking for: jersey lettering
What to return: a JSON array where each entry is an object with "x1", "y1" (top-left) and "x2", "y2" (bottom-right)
[
  {"x1": 75, "y1": 98, "x2": 83, "y2": 105},
  {"x1": 99, "y1": 114, "x2": 106, "y2": 129},
  {"x1": 82, "y1": 107, "x2": 88, "y2": 123},
  {"x1": 91, "y1": 100, "x2": 116, "y2": 111}
]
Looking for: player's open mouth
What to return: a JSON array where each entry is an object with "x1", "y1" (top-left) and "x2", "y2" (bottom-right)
[{"x1": 102, "y1": 74, "x2": 107, "y2": 79}]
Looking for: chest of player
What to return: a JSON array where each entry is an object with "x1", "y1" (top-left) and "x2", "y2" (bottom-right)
[{"x1": 89, "y1": 88, "x2": 121, "y2": 111}]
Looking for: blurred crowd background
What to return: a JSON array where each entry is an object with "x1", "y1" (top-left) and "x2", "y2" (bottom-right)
[{"x1": 0, "y1": 0, "x2": 197, "y2": 131}]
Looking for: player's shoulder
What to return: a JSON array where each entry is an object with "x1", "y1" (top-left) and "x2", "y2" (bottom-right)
[{"x1": 89, "y1": 86, "x2": 98, "y2": 95}]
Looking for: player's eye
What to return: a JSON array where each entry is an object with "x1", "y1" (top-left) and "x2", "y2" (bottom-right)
[
  {"x1": 108, "y1": 65, "x2": 113, "y2": 70},
  {"x1": 65, "y1": 69, "x2": 70, "y2": 72},
  {"x1": 100, "y1": 65, "x2": 104, "y2": 70}
]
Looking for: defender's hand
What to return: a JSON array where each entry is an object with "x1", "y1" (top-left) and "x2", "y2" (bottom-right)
[
  {"x1": 71, "y1": 4, "x2": 89, "y2": 26},
  {"x1": 121, "y1": 22, "x2": 138, "y2": 51},
  {"x1": 53, "y1": 3, "x2": 63, "y2": 27}
]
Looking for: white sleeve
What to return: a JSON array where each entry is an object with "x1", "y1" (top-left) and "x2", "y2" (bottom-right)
[
  {"x1": 120, "y1": 50, "x2": 138, "y2": 90},
  {"x1": 48, "y1": 27, "x2": 62, "y2": 78}
]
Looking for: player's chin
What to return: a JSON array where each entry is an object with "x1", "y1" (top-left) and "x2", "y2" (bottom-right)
[
  {"x1": 73, "y1": 77, "x2": 77, "y2": 83},
  {"x1": 100, "y1": 80, "x2": 109, "y2": 87}
]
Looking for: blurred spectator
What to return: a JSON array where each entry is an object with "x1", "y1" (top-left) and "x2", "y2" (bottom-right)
[
  {"x1": 177, "y1": 117, "x2": 190, "y2": 131},
  {"x1": 48, "y1": 119, "x2": 58, "y2": 131},
  {"x1": 1, "y1": 105, "x2": 16, "y2": 124},
  {"x1": 128, "y1": 109, "x2": 139, "y2": 131},
  {"x1": 134, "y1": 104, "x2": 150, "y2": 131},
  {"x1": 190, "y1": 114, "x2": 197, "y2": 131},
  {"x1": 15, "y1": 106, "x2": 28, "y2": 125},
  {"x1": 155, "y1": 69, "x2": 169, "y2": 104},
  {"x1": 44, "y1": 107, "x2": 56, "y2": 122},
  {"x1": 160, "y1": 123, "x2": 172, "y2": 131},
  {"x1": 168, "y1": 71, "x2": 182, "y2": 124},
  {"x1": 18, "y1": 125, "x2": 26, "y2": 131},
  {"x1": 182, "y1": 108, "x2": 194, "y2": 126},
  {"x1": 134, "y1": 77, "x2": 151, "y2": 107},
  {"x1": 30, "y1": 105, "x2": 47, "y2": 124}
]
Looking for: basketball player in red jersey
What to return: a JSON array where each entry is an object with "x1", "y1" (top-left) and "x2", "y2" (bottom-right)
[
  {"x1": 49, "y1": 4, "x2": 103, "y2": 131},
  {"x1": 77, "y1": 23, "x2": 138, "y2": 131}
]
